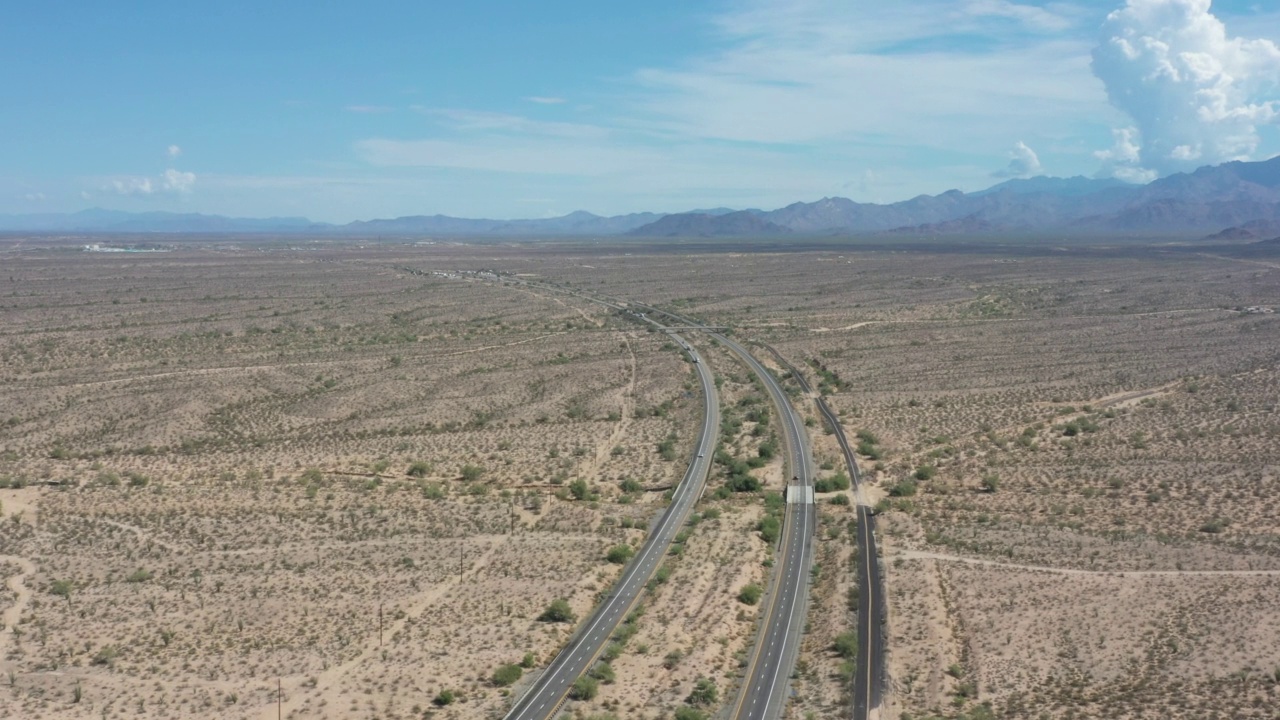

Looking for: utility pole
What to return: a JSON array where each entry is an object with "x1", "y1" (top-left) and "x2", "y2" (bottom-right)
[
  {"x1": 277, "y1": 678, "x2": 282, "y2": 720},
  {"x1": 378, "y1": 602, "x2": 384, "y2": 648}
]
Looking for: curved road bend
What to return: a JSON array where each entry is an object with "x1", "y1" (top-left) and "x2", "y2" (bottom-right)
[
  {"x1": 501, "y1": 333, "x2": 720, "y2": 720},
  {"x1": 764, "y1": 346, "x2": 885, "y2": 720},
  {"x1": 624, "y1": 315, "x2": 820, "y2": 720},
  {"x1": 475, "y1": 277, "x2": 820, "y2": 720}
]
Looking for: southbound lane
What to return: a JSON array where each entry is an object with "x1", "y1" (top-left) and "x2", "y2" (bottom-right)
[
  {"x1": 501, "y1": 335, "x2": 719, "y2": 720},
  {"x1": 764, "y1": 345, "x2": 884, "y2": 720},
  {"x1": 707, "y1": 333, "x2": 815, "y2": 720}
]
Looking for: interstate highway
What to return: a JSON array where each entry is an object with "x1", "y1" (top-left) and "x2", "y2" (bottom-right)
[
  {"x1": 501, "y1": 334, "x2": 719, "y2": 720},
  {"x1": 765, "y1": 346, "x2": 885, "y2": 720}
]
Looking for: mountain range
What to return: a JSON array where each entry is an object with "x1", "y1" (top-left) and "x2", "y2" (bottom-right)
[{"x1": 4, "y1": 156, "x2": 1279, "y2": 239}]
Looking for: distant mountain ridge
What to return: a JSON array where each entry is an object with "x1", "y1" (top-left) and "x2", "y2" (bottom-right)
[
  {"x1": 5, "y1": 155, "x2": 1280, "y2": 238},
  {"x1": 0, "y1": 208, "x2": 317, "y2": 233},
  {"x1": 341, "y1": 209, "x2": 663, "y2": 236},
  {"x1": 624, "y1": 211, "x2": 787, "y2": 237}
]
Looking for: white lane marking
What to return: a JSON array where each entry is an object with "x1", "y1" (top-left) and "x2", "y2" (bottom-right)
[{"x1": 506, "y1": 332, "x2": 718, "y2": 720}]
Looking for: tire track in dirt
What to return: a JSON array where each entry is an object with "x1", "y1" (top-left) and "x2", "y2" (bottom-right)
[
  {"x1": 0, "y1": 555, "x2": 36, "y2": 655},
  {"x1": 267, "y1": 536, "x2": 502, "y2": 720},
  {"x1": 584, "y1": 333, "x2": 637, "y2": 482}
]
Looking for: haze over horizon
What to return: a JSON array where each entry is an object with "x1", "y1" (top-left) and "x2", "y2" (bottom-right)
[{"x1": 5, "y1": 0, "x2": 1280, "y2": 224}]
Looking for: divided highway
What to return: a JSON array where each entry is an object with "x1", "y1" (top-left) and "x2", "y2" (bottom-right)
[
  {"x1": 765, "y1": 346, "x2": 884, "y2": 720},
  {"x1": 639, "y1": 305, "x2": 818, "y2": 720},
  {"x1": 501, "y1": 332, "x2": 720, "y2": 720},
  {"x1": 474, "y1": 275, "x2": 851, "y2": 720},
  {"x1": 711, "y1": 334, "x2": 815, "y2": 720}
]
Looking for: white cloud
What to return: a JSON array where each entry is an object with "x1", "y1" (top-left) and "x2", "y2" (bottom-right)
[
  {"x1": 346, "y1": 105, "x2": 394, "y2": 113},
  {"x1": 963, "y1": 1, "x2": 1080, "y2": 32},
  {"x1": 627, "y1": 1, "x2": 1104, "y2": 148},
  {"x1": 412, "y1": 107, "x2": 609, "y2": 139},
  {"x1": 1094, "y1": 126, "x2": 1159, "y2": 182},
  {"x1": 110, "y1": 177, "x2": 155, "y2": 196},
  {"x1": 350, "y1": 1, "x2": 1122, "y2": 212},
  {"x1": 163, "y1": 169, "x2": 196, "y2": 193},
  {"x1": 1091, "y1": 0, "x2": 1280, "y2": 177},
  {"x1": 167, "y1": 144, "x2": 182, "y2": 158},
  {"x1": 24, "y1": 192, "x2": 47, "y2": 201},
  {"x1": 106, "y1": 169, "x2": 196, "y2": 196},
  {"x1": 525, "y1": 96, "x2": 566, "y2": 104},
  {"x1": 993, "y1": 141, "x2": 1044, "y2": 178}
]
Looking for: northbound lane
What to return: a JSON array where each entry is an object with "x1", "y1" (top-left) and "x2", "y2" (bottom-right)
[
  {"x1": 501, "y1": 330, "x2": 720, "y2": 720},
  {"x1": 765, "y1": 346, "x2": 884, "y2": 720}
]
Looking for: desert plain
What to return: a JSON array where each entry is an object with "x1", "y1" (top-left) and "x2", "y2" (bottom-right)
[{"x1": 1, "y1": 235, "x2": 1278, "y2": 720}]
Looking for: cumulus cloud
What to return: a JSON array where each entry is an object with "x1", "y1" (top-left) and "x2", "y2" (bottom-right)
[
  {"x1": 167, "y1": 144, "x2": 182, "y2": 158},
  {"x1": 993, "y1": 141, "x2": 1044, "y2": 178},
  {"x1": 107, "y1": 169, "x2": 196, "y2": 196},
  {"x1": 24, "y1": 192, "x2": 47, "y2": 201},
  {"x1": 162, "y1": 169, "x2": 196, "y2": 193},
  {"x1": 110, "y1": 177, "x2": 155, "y2": 196},
  {"x1": 1094, "y1": 126, "x2": 1159, "y2": 182},
  {"x1": 1091, "y1": 0, "x2": 1280, "y2": 178}
]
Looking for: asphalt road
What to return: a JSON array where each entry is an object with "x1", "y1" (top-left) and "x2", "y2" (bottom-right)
[
  {"x1": 852, "y1": 505, "x2": 883, "y2": 719},
  {"x1": 501, "y1": 332, "x2": 720, "y2": 720},
  {"x1": 477, "y1": 277, "x2": 829, "y2": 720},
  {"x1": 704, "y1": 333, "x2": 815, "y2": 720},
  {"x1": 765, "y1": 346, "x2": 885, "y2": 720}
]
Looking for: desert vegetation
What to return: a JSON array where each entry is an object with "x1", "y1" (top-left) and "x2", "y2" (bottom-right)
[
  {"x1": 0, "y1": 244, "x2": 703, "y2": 719},
  {"x1": 3, "y1": 237, "x2": 1278, "y2": 719}
]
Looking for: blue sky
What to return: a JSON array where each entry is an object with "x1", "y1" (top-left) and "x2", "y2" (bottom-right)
[{"x1": 3, "y1": 0, "x2": 1279, "y2": 222}]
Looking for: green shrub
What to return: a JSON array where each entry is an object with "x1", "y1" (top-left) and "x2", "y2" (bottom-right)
[
  {"x1": 91, "y1": 645, "x2": 119, "y2": 666},
  {"x1": 538, "y1": 598, "x2": 575, "y2": 623},
  {"x1": 50, "y1": 579, "x2": 72, "y2": 596},
  {"x1": 757, "y1": 516, "x2": 780, "y2": 544},
  {"x1": 686, "y1": 677, "x2": 718, "y2": 706},
  {"x1": 737, "y1": 584, "x2": 763, "y2": 605},
  {"x1": 125, "y1": 568, "x2": 153, "y2": 583},
  {"x1": 814, "y1": 471, "x2": 850, "y2": 492},
  {"x1": 432, "y1": 689, "x2": 455, "y2": 706},
  {"x1": 588, "y1": 662, "x2": 615, "y2": 684},
  {"x1": 569, "y1": 676, "x2": 598, "y2": 700},
  {"x1": 888, "y1": 479, "x2": 917, "y2": 497},
  {"x1": 656, "y1": 435, "x2": 677, "y2": 461},
  {"x1": 650, "y1": 563, "x2": 672, "y2": 587},
  {"x1": 1200, "y1": 518, "x2": 1229, "y2": 534},
  {"x1": 569, "y1": 478, "x2": 593, "y2": 500},
  {"x1": 606, "y1": 544, "x2": 635, "y2": 564},
  {"x1": 491, "y1": 664, "x2": 522, "y2": 687},
  {"x1": 834, "y1": 630, "x2": 858, "y2": 659}
]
